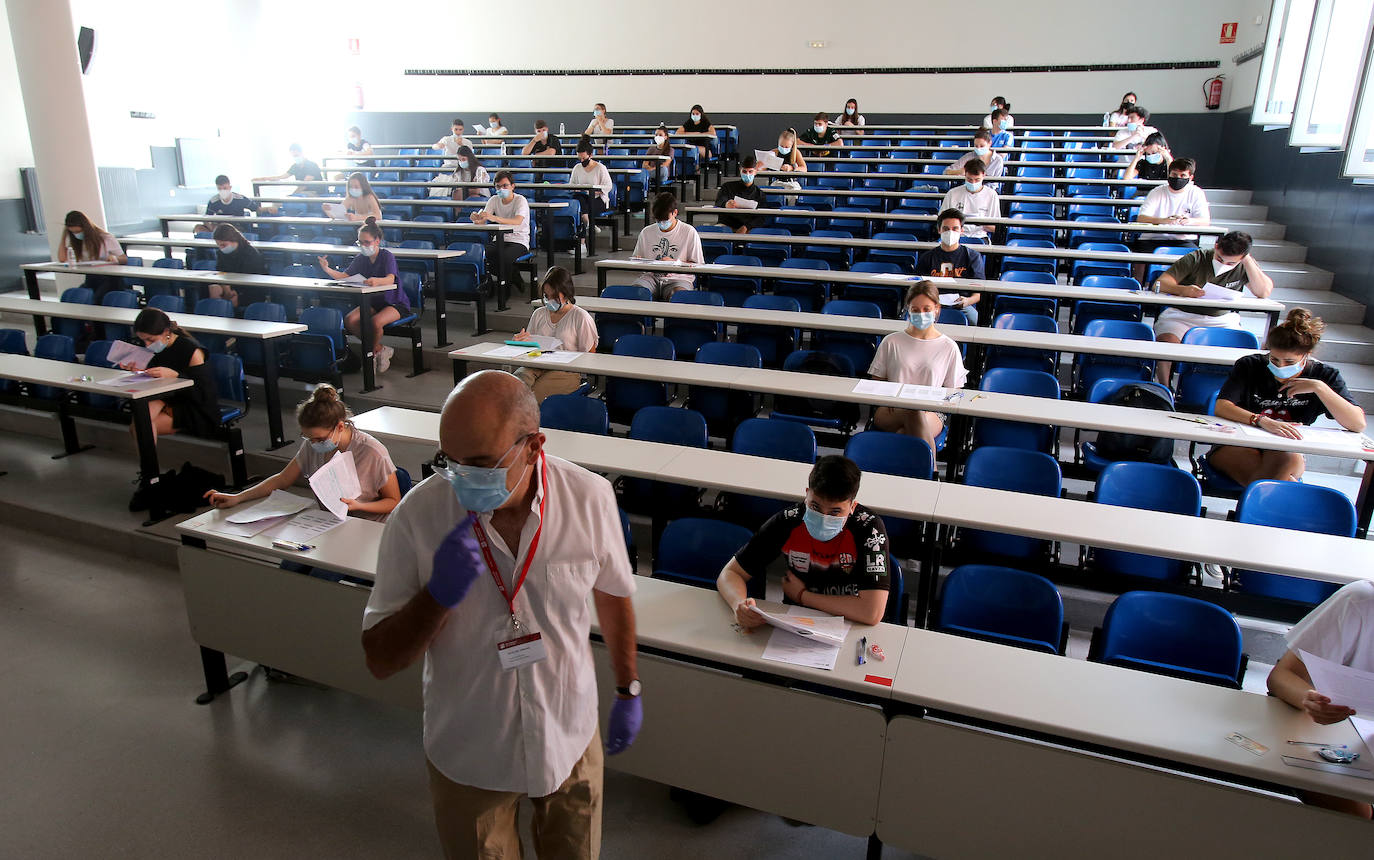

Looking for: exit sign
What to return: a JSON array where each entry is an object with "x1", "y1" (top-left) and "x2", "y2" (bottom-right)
[{"x1": 1220, "y1": 22, "x2": 1238, "y2": 43}]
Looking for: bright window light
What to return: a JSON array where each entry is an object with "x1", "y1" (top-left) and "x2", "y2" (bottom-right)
[
  {"x1": 1253, "y1": 0, "x2": 1319, "y2": 126},
  {"x1": 1342, "y1": 40, "x2": 1374, "y2": 176},
  {"x1": 1289, "y1": 0, "x2": 1374, "y2": 147}
]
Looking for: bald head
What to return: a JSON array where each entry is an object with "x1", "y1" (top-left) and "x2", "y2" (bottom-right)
[{"x1": 440, "y1": 370, "x2": 540, "y2": 465}]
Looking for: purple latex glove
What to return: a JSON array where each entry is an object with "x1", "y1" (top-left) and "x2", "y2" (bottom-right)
[
  {"x1": 605, "y1": 696, "x2": 643, "y2": 755},
  {"x1": 428, "y1": 513, "x2": 484, "y2": 608}
]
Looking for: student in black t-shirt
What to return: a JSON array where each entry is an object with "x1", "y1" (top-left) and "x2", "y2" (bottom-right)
[
  {"x1": 1211, "y1": 309, "x2": 1366, "y2": 484},
  {"x1": 1124, "y1": 132, "x2": 1172, "y2": 183},
  {"x1": 916, "y1": 209, "x2": 985, "y2": 323},
  {"x1": 713, "y1": 154, "x2": 765, "y2": 233},
  {"x1": 205, "y1": 174, "x2": 261, "y2": 218},
  {"x1": 252, "y1": 143, "x2": 322, "y2": 196},
  {"x1": 798, "y1": 111, "x2": 844, "y2": 156},
  {"x1": 716, "y1": 455, "x2": 890, "y2": 627},
  {"x1": 207, "y1": 223, "x2": 268, "y2": 307},
  {"x1": 520, "y1": 119, "x2": 561, "y2": 156},
  {"x1": 677, "y1": 104, "x2": 717, "y2": 162}
]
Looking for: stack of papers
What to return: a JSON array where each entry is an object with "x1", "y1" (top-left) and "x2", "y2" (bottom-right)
[
  {"x1": 1299, "y1": 650, "x2": 1374, "y2": 753},
  {"x1": 207, "y1": 490, "x2": 317, "y2": 538},
  {"x1": 731, "y1": 196, "x2": 759, "y2": 210},
  {"x1": 759, "y1": 607, "x2": 852, "y2": 671},
  {"x1": 105, "y1": 341, "x2": 154, "y2": 370},
  {"x1": 266, "y1": 509, "x2": 346, "y2": 543},
  {"x1": 96, "y1": 371, "x2": 160, "y2": 388},
  {"x1": 899, "y1": 384, "x2": 952, "y2": 401},
  {"x1": 308, "y1": 451, "x2": 361, "y2": 521},
  {"x1": 852, "y1": 380, "x2": 902, "y2": 397},
  {"x1": 1198, "y1": 283, "x2": 1238, "y2": 301}
]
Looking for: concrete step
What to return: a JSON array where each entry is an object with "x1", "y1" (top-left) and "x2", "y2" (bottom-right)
[
  {"x1": 1211, "y1": 219, "x2": 1285, "y2": 239},
  {"x1": 1311, "y1": 322, "x2": 1374, "y2": 364},
  {"x1": 1210, "y1": 203, "x2": 1268, "y2": 221},
  {"x1": 1270, "y1": 287, "x2": 1367, "y2": 324},
  {"x1": 1206, "y1": 188, "x2": 1253, "y2": 205},
  {"x1": 1262, "y1": 262, "x2": 1334, "y2": 291},
  {"x1": 1198, "y1": 237, "x2": 1306, "y2": 263},
  {"x1": 1328, "y1": 360, "x2": 1374, "y2": 413}
]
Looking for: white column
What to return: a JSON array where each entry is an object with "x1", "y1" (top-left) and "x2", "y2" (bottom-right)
[{"x1": 6, "y1": 0, "x2": 104, "y2": 258}]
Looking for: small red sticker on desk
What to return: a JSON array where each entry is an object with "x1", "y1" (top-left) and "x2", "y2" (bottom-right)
[{"x1": 864, "y1": 675, "x2": 893, "y2": 686}]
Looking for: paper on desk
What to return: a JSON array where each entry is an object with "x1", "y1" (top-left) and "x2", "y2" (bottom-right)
[
  {"x1": 267, "y1": 509, "x2": 346, "y2": 543},
  {"x1": 1198, "y1": 283, "x2": 1238, "y2": 302},
  {"x1": 105, "y1": 340, "x2": 153, "y2": 370},
  {"x1": 853, "y1": 379, "x2": 902, "y2": 397},
  {"x1": 871, "y1": 272, "x2": 912, "y2": 280},
  {"x1": 308, "y1": 450, "x2": 360, "y2": 521},
  {"x1": 749, "y1": 605, "x2": 847, "y2": 644},
  {"x1": 527, "y1": 351, "x2": 581, "y2": 364},
  {"x1": 323, "y1": 203, "x2": 349, "y2": 220},
  {"x1": 96, "y1": 371, "x2": 159, "y2": 387},
  {"x1": 486, "y1": 344, "x2": 536, "y2": 358},
  {"x1": 336, "y1": 274, "x2": 367, "y2": 286},
  {"x1": 521, "y1": 334, "x2": 562, "y2": 351},
  {"x1": 925, "y1": 276, "x2": 958, "y2": 286},
  {"x1": 731, "y1": 196, "x2": 760, "y2": 210},
  {"x1": 938, "y1": 293, "x2": 962, "y2": 306},
  {"x1": 206, "y1": 513, "x2": 292, "y2": 538},
  {"x1": 754, "y1": 150, "x2": 784, "y2": 171},
  {"x1": 900, "y1": 384, "x2": 951, "y2": 401},
  {"x1": 1300, "y1": 650, "x2": 1374, "y2": 719},
  {"x1": 693, "y1": 263, "x2": 729, "y2": 269},
  {"x1": 225, "y1": 489, "x2": 315, "y2": 523}
]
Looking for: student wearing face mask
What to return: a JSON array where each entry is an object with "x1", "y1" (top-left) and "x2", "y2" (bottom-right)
[
  {"x1": 631, "y1": 192, "x2": 703, "y2": 301},
  {"x1": 485, "y1": 113, "x2": 509, "y2": 137},
  {"x1": 206, "y1": 224, "x2": 267, "y2": 306},
  {"x1": 1151, "y1": 231, "x2": 1274, "y2": 383},
  {"x1": 712, "y1": 154, "x2": 766, "y2": 233},
  {"x1": 584, "y1": 102, "x2": 614, "y2": 144},
  {"x1": 253, "y1": 144, "x2": 322, "y2": 196},
  {"x1": 939, "y1": 160, "x2": 999, "y2": 241},
  {"x1": 677, "y1": 104, "x2": 717, "y2": 163},
  {"x1": 798, "y1": 112, "x2": 844, "y2": 156},
  {"x1": 1123, "y1": 132, "x2": 1172, "y2": 182},
  {"x1": 57, "y1": 209, "x2": 127, "y2": 303},
  {"x1": 769, "y1": 128, "x2": 807, "y2": 173},
  {"x1": 570, "y1": 139, "x2": 613, "y2": 246},
  {"x1": 1110, "y1": 106, "x2": 1156, "y2": 150},
  {"x1": 837, "y1": 98, "x2": 865, "y2": 134},
  {"x1": 345, "y1": 125, "x2": 374, "y2": 166},
  {"x1": 470, "y1": 171, "x2": 532, "y2": 296},
  {"x1": 204, "y1": 175, "x2": 261, "y2": 218},
  {"x1": 204, "y1": 384, "x2": 401, "y2": 521},
  {"x1": 1210, "y1": 309, "x2": 1363, "y2": 484},
  {"x1": 435, "y1": 145, "x2": 491, "y2": 201},
  {"x1": 433, "y1": 118, "x2": 472, "y2": 158},
  {"x1": 1107, "y1": 92, "x2": 1138, "y2": 127},
  {"x1": 123, "y1": 308, "x2": 219, "y2": 451},
  {"x1": 1133, "y1": 157, "x2": 1210, "y2": 282},
  {"x1": 520, "y1": 120, "x2": 561, "y2": 156},
  {"x1": 987, "y1": 109, "x2": 1015, "y2": 149},
  {"x1": 333, "y1": 172, "x2": 382, "y2": 222},
  {"x1": 869, "y1": 281, "x2": 968, "y2": 465},
  {"x1": 642, "y1": 125, "x2": 674, "y2": 187},
  {"x1": 945, "y1": 129, "x2": 1005, "y2": 179},
  {"x1": 981, "y1": 96, "x2": 1012, "y2": 131},
  {"x1": 917, "y1": 210, "x2": 985, "y2": 323},
  {"x1": 318, "y1": 218, "x2": 409, "y2": 375},
  {"x1": 717, "y1": 455, "x2": 891, "y2": 627},
  {"x1": 513, "y1": 266, "x2": 599, "y2": 402}
]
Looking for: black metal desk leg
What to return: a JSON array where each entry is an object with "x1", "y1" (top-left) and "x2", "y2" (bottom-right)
[
  {"x1": 435, "y1": 259, "x2": 451, "y2": 347},
  {"x1": 598, "y1": 267, "x2": 607, "y2": 292},
  {"x1": 52, "y1": 401, "x2": 93, "y2": 459},
  {"x1": 262, "y1": 338, "x2": 289, "y2": 450},
  {"x1": 26, "y1": 270, "x2": 48, "y2": 335},
  {"x1": 196, "y1": 646, "x2": 248, "y2": 706},
  {"x1": 359, "y1": 298, "x2": 379, "y2": 393},
  {"x1": 132, "y1": 398, "x2": 170, "y2": 524},
  {"x1": 452, "y1": 357, "x2": 467, "y2": 386},
  {"x1": 160, "y1": 218, "x2": 170, "y2": 239},
  {"x1": 495, "y1": 232, "x2": 510, "y2": 313},
  {"x1": 1357, "y1": 464, "x2": 1372, "y2": 540},
  {"x1": 544, "y1": 208, "x2": 555, "y2": 269}
]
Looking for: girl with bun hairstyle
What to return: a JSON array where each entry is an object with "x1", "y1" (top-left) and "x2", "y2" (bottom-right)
[
  {"x1": 1211, "y1": 308, "x2": 1366, "y2": 483},
  {"x1": 317, "y1": 217, "x2": 409, "y2": 374},
  {"x1": 204, "y1": 384, "x2": 400, "y2": 521}
]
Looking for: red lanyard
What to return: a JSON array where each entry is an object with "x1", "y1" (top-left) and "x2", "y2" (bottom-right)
[{"x1": 471, "y1": 452, "x2": 547, "y2": 621}]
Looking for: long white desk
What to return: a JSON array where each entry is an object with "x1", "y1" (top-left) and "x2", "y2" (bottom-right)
[
  {"x1": 0, "y1": 296, "x2": 303, "y2": 449},
  {"x1": 803, "y1": 155, "x2": 1132, "y2": 171},
  {"x1": 760, "y1": 170, "x2": 1155, "y2": 189},
  {"x1": 760, "y1": 184, "x2": 1150, "y2": 210}
]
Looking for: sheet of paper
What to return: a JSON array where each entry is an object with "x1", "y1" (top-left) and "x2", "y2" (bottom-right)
[
  {"x1": 105, "y1": 340, "x2": 153, "y2": 370},
  {"x1": 939, "y1": 293, "x2": 962, "y2": 307},
  {"x1": 754, "y1": 149, "x2": 784, "y2": 171},
  {"x1": 486, "y1": 344, "x2": 536, "y2": 358},
  {"x1": 693, "y1": 263, "x2": 729, "y2": 269},
  {"x1": 205, "y1": 513, "x2": 292, "y2": 538},
  {"x1": 748, "y1": 605, "x2": 847, "y2": 645},
  {"x1": 1355, "y1": 717, "x2": 1374, "y2": 754},
  {"x1": 308, "y1": 450, "x2": 360, "y2": 521},
  {"x1": 266, "y1": 509, "x2": 346, "y2": 544},
  {"x1": 731, "y1": 196, "x2": 760, "y2": 210},
  {"x1": 520, "y1": 334, "x2": 561, "y2": 351},
  {"x1": 761, "y1": 628, "x2": 843, "y2": 670},
  {"x1": 96, "y1": 371, "x2": 159, "y2": 387},
  {"x1": 225, "y1": 489, "x2": 315, "y2": 523},
  {"x1": 853, "y1": 379, "x2": 902, "y2": 397},
  {"x1": 871, "y1": 272, "x2": 912, "y2": 281},
  {"x1": 1300, "y1": 650, "x2": 1374, "y2": 716},
  {"x1": 336, "y1": 273, "x2": 367, "y2": 286},
  {"x1": 528, "y1": 351, "x2": 581, "y2": 364},
  {"x1": 900, "y1": 384, "x2": 951, "y2": 401},
  {"x1": 1199, "y1": 283, "x2": 1238, "y2": 301},
  {"x1": 323, "y1": 202, "x2": 349, "y2": 220},
  {"x1": 924, "y1": 276, "x2": 958, "y2": 286}
]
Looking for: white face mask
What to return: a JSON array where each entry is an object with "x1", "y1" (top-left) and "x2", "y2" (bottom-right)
[
  {"x1": 217, "y1": 189, "x2": 232, "y2": 202},
  {"x1": 654, "y1": 135, "x2": 666, "y2": 145},
  {"x1": 691, "y1": 113, "x2": 701, "y2": 122},
  {"x1": 940, "y1": 229, "x2": 960, "y2": 247},
  {"x1": 1212, "y1": 258, "x2": 1240, "y2": 276}
]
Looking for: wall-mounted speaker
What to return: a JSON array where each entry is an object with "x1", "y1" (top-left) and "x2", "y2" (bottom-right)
[{"x1": 77, "y1": 27, "x2": 95, "y2": 74}]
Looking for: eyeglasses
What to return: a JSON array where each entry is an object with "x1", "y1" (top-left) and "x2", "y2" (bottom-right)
[{"x1": 432, "y1": 433, "x2": 532, "y2": 476}]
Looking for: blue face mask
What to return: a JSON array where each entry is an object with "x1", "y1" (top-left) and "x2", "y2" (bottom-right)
[
  {"x1": 594, "y1": 109, "x2": 603, "y2": 117},
  {"x1": 1126, "y1": 122, "x2": 1139, "y2": 131},
  {"x1": 458, "y1": 159, "x2": 470, "y2": 169},
  {"x1": 908, "y1": 310, "x2": 937, "y2": 330},
  {"x1": 146, "y1": 337, "x2": 167, "y2": 354},
  {"x1": 657, "y1": 219, "x2": 673, "y2": 231},
  {"x1": 845, "y1": 106, "x2": 856, "y2": 115},
  {"x1": 497, "y1": 187, "x2": 513, "y2": 200},
  {"x1": 964, "y1": 180, "x2": 983, "y2": 192},
  {"x1": 1268, "y1": 358, "x2": 1304, "y2": 380},
  {"x1": 741, "y1": 172, "x2": 755, "y2": 184},
  {"x1": 973, "y1": 146, "x2": 990, "y2": 156},
  {"x1": 72, "y1": 231, "x2": 84, "y2": 241},
  {"x1": 803, "y1": 505, "x2": 848, "y2": 542},
  {"x1": 218, "y1": 243, "x2": 237, "y2": 254},
  {"x1": 1144, "y1": 152, "x2": 1164, "y2": 164},
  {"x1": 544, "y1": 298, "x2": 562, "y2": 313},
  {"x1": 439, "y1": 435, "x2": 532, "y2": 513},
  {"x1": 309, "y1": 429, "x2": 338, "y2": 455},
  {"x1": 348, "y1": 187, "x2": 363, "y2": 198},
  {"x1": 777, "y1": 145, "x2": 791, "y2": 155}
]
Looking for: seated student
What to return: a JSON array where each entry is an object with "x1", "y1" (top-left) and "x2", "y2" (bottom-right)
[
  {"x1": 631, "y1": 191, "x2": 703, "y2": 301},
  {"x1": 1210, "y1": 308, "x2": 1364, "y2": 483},
  {"x1": 484, "y1": 113, "x2": 509, "y2": 137},
  {"x1": 981, "y1": 96, "x2": 1012, "y2": 131},
  {"x1": 469, "y1": 170, "x2": 531, "y2": 296},
  {"x1": 716, "y1": 455, "x2": 891, "y2": 627},
  {"x1": 987, "y1": 108, "x2": 1015, "y2": 149},
  {"x1": 712, "y1": 154, "x2": 766, "y2": 233},
  {"x1": 798, "y1": 112, "x2": 844, "y2": 156},
  {"x1": 331, "y1": 172, "x2": 382, "y2": 222},
  {"x1": 1132, "y1": 156, "x2": 1210, "y2": 280},
  {"x1": 345, "y1": 125, "x2": 374, "y2": 166},
  {"x1": 1123, "y1": 132, "x2": 1172, "y2": 182},
  {"x1": 252, "y1": 143, "x2": 322, "y2": 196},
  {"x1": 869, "y1": 281, "x2": 969, "y2": 464},
  {"x1": 1110, "y1": 106, "x2": 1156, "y2": 150},
  {"x1": 570, "y1": 139, "x2": 613, "y2": 250},
  {"x1": 513, "y1": 266, "x2": 598, "y2": 401},
  {"x1": 939, "y1": 159, "x2": 999, "y2": 241},
  {"x1": 584, "y1": 102, "x2": 614, "y2": 143},
  {"x1": 57, "y1": 210, "x2": 128, "y2": 302},
  {"x1": 316, "y1": 217, "x2": 410, "y2": 375},
  {"x1": 207, "y1": 224, "x2": 267, "y2": 306},
  {"x1": 917, "y1": 210, "x2": 985, "y2": 323},
  {"x1": 677, "y1": 104, "x2": 717, "y2": 162},
  {"x1": 837, "y1": 97, "x2": 865, "y2": 134},
  {"x1": 770, "y1": 127, "x2": 808, "y2": 174},
  {"x1": 204, "y1": 384, "x2": 401, "y2": 522},
  {"x1": 1107, "y1": 92, "x2": 1138, "y2": 126},
  {"x1": 435, "y1": 145, "x2": 490, "y2": 201},
  {"x1": 945, "y1": 129, "x2": 1006, "y2": 179},
  {"x1": 1266, "y1": 581, "x2": 1374, "y2": 819},
  {"x1": 642, "y1": 125, "x2": 674, "y2": 186},
  {"x1": 122, "y1": 307, "x2": 219, "y2": 448},
  {"x1": 432, "y1": 117, "x2": 472, "y2": 158},
  {"x1": 204, "y1": 175, "x2": 261, "y2": 218},
  {"x1": 520, "y1": 119, "x2": 561, "y2": 156},
  {"x1": 1151, "y1": 231, "x2": 1273, "y2": 381}
]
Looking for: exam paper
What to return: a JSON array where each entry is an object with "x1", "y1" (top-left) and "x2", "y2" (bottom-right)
[
  {"x1": 308, "y1": 450, "x2": 361, "y2": 521},
  {"x1": 267, "y1": 509, "x2": 346, "y2": 543},
  {"x1": 527, "y1": 351, "x2": 581, "y2": 364},
  {"x1": 754, "y1": 150, "x2": 784, "y2": 171},
  {"x1": 1300, "y1": 650, "x2": 1374, "y2": 719},
  {"x1": 731, "y1": 196, "x2": 759, "y2": 210},
  {"x1": 96, "y1": 371, "x2": 159, "y2": 387},
  {"x1": 323, "y1": 203, "x2": 349, "y2": 220},
  {"x1": 1198, "y1": 283, "x2": 1238, "y2": 301},
  {"x1": 871, "y1": 272, "x2": 912, "y2": 280},
  {"x1": 486, "y1": 344, "x2": 536, "y2": 358},
  {"x1": 899, "y1": 384, "x2": 951, "y2": 401},
  {"x1": 106, "y1": 340, "x2": 154, "y2": 370},
  {"x1": 853, "y1": 379, "x2": 902, "y2": 397},
  {"x1": 939, "y1": 293, "x2": 962, "y2": 307},
  {"x1": 924, "y1": 276, "x2": 958, "y2": 285},
  {"x1": 336, "y1": 274, "x2": 367, "y2": 286},
  {"x1": 749, "y1": 605, "x2": 847, "y2": 644},
  {"x1": 761, "y1": 628, "x2": 843, "y2": 670},
  {"x1": 206, "y1": 513, "x2": 292, "y2": 538},
  {"x1": 225, "y1": 489, "x2": 315, "y2": 523}
]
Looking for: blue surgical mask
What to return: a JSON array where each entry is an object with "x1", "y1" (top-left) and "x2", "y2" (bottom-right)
[
  {"x1": 497, "y1": 187, "x2": 512, "y2": 200},
  {"x1": 813, "y1": 124, "x2": 825, "y2": 134},
  {"x1": 973, "y1": 146, "x2": 990, "y2": 156},
  {"x1": 741, "y1": 172, "x2": 755, "y2": 184},
  {"x1": 439, "y1": 435, "x2": 532, "y2": 513},
  {"x1": 908, "y1": 310, "x2": 937, "y2": 330},
  {"x1": 777, "y1": 145, "x2": 791, "y2": 155},
  {"x1": 845, "y1": 106, "x2": 855, "y2": 115},
  {"x1": 1268, "y1": 358, "x2": 1304, "y2": 380},
  {"x1": 309, "y1": 429, "x2": 338, "y2": 455},
  {"x1": 657, "y1": 219, "x2": 673, "y2": 231},
  {"x1": 594, "y1": 109, "x2": 603, "y2": 117},
  {"x1": 1144, "y1": 151, "x2": 1164, "y2": 164},
  {"x1": 458, "y1": 159, "x2": 470, "y2": 169},
  {"x1": 1126, "y1": 122, "x2": 1139, "y2": 131},
  {"x1": 803, "y1": 506, "x2": 847, "y2": 542},
  {"x1": 691, "y1": 112, "x2": 701, "y2": 122},
  {"x1": 964, "y1": 180, "x2": 983, "y2": 192},
  {"x1": 360, "y1": 244, "x2": 378, "y2": 258},
  {"x1": 72, "y1": 231, "x2": 84, "y2": 240},
  {"x1": 218, "y1": 242, "x2": 238, "y2": 254},
  {"x1": 146, "y1": 337, "x2": 167, "y2": 354},
  {"x1": 349, "y1": 187, "x2": 363, "y2": 198},
  {"x1": 544, "y1": 298, "x2": 562, "y2": 312}
]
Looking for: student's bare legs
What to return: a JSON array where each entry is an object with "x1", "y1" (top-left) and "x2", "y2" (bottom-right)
[
  {"x1": 133, "y1": 399, "x2": 176, "y2": 445},
  {"x1": 1208, "y1": 444, "x2": 1306, "y2": 483},
  {"x1": 206, "y1": 283, "x2": 238, "y2": 306},
  {"x1": 872, "y1": 407, "x2": 942, "y2": 470},
  {"x1": 345, "y1": 305, "x2": 403, "y2": 353},
  {"x1": 1154, "y1": 332, "x2": 1181, "y2": 384}
]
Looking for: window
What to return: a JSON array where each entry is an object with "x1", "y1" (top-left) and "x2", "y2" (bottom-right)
[
  {"x1": 1288, "y1": 0, "x2": 1374, "y2": 147},
  {"x1": 1252, "y1": 0, "x2": 1319, "y2": 126},
  {"x1": 1343, "y1": 44, "x2": 1374, "y2": 176}
]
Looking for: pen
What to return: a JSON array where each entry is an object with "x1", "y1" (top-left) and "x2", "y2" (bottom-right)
[
  {"x1": 857, "y1": 636, "x2": 867, "y2": 666},
  {"x1": 272, "y1": 539, "x2": 314, "y2": 552},
  {"x1": 1287, "y1": 741, "x2": 1347, "y2": 748},
  {"x1": 1168, "y1": 415, "x2": 1211, "y2": 426}
]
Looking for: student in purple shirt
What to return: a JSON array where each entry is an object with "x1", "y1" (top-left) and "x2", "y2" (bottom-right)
[{"x1": 317, "y1": 217, "x2": 410, "y2": 374}]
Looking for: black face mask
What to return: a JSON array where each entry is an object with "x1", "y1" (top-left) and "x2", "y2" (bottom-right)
[
  {"x1": 579, "y1": 158, "x2": 590, "y2": 166},
  {"x1": 1167, "y1": 176, "x2": 1190, "y2": 191}
]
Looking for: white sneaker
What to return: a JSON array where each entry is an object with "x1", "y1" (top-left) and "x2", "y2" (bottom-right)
[
  {"x1": 593, "y1": 225, "x2": 602, "y2": 235},
  {"x1": 375, "y1": 345, "x2": 393, "y2": 374},
  {"x1": 578, "y1": 241, "x2": 588, "y2": 257}
]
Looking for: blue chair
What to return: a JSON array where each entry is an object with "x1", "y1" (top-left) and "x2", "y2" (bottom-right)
[
  {"x1": 1000, "y1": 239, "x2": 1057, "y2": 279},
  {"x1": 396, "y1": 239, "x2": 437, "y2": 284},
  {"x1": 991, "y1": 271, "x2": 1059, "y2": 319},
  {"x1": 985, "y1": 313, "x2": 1059, "y2": 374},
  {"x1": 1174, "y1": 327, "x2": 1260, "y2": 413},
  {"x1": 653, "y1": 517, "x2": 760, "y2": 596},
  {"x1": 1145, "y1": 248, "x2": 1189, "y2": 288},
  {"x1": 382, "y1": 273, "x2": 427, "y2": 376},
  {"x1": 595, "y1": 284, "x2": 653, "y2": 352},
  {"x1": 774, "y1": 258, "x2": 833, "y2": 315},
  {"x1": 210, "y1": 352, "x2": 250, "y2": 484},
  {"x1": 193, "y1": 298, "x2": 235, "y2": 354},
  {"x1": 664, "y1": 290, "x2": 724, "y2": 360},
  {"x1": 844, "y1": 430, "x2": 933, "y2": 556},
  {"x1": 53, "y1": 287, "x2": 94, "y2": 342},
  {"x1": 705, "y1": 254, "x2": 764, "y2": 307},
  {"x1": 739, "y1": 294, "x2": 801, "y2": 368},
  {"x1": 1089, "y1": 462, "x2": 1201, "y2": 584},
  {"x1": 32, "y1": 333, "x2": 76, "y2": 400},
  {"x1": 689, "y1": 342, "x2": 763, "y2": 438},
  {"x1": 804, "y1": 229, "x2": 856, "y2": 269},
  {"x1": 620, "y1": 406, "x2": 707, "y2": 517},
  {"x1": 698, "y1": 223, "x2": 735, "y2": 261},
  {"x1": 1070, "y1": 275, "x2": 1143, "y2": 335},
  {"x1": 605, "y1": 334, "x2": 674, "y2": 425},
  {"x1": 0, "y1": 328, "x2": 26, "y2": 394},
  {"x1": 540, "y1": 394, "x2": 609, "y2": 435},
  {"x1": 958, "y1": 447, "x2": 1062, "y2": 566},
  {"x1": 935, "y1": 565, "x2": 1066, "y2": 655},
  {"x1": 974, "y1": 368, "x2": 1061, "y2": 454},
  {"x1": 237, "y1": 302, "x2": 287, "y2": 373},
  {"x1": 1073, "y1": 319, "x2": 1155, "y2": 397},
  {"x1": 816, "y1": 300, "x2": 883, "y2": 374},
  {"x1": 1071, "y1": 243, "x2": 1131, "y2": 284},
  {"x1": 441, "y1": 241, "x2": 487, "y2": 312},
  {"x1": 100, "y1": 290, "x2": 140, "y2": 342},
  {"x1": 78, "y1": 340, "x2": 122, "y2": 410},
  {"x1": 771, "y1": 349, "x2": 860, "y2": 435},
  {"x1": 547, "y1": 197, "x2": 583, "y2": 257},
  {"x1": 719, "y1": 418, "x2": 818, "y2": 530},
  {"x1": 147, "y1": 294, "x2": 185, "y2": 314},
  {"x1": 842, "y1": 262, "x2": 906, "y2": 319},
  {"x1": 1078, "y1": 378, "x2": 1176, "y2": 471},
  {"x1": 866, "y1": 231, "x2": 921, "y2": 273},
  {"x1": 743, "y1": 227, "x2": 791, "y2": 268},
  {"x1": 285, "y1": 306, "x2": 346, "y2": 386},
  {"x1": 1092, "y1": 592, "x2": 1246, "y2": 688},
  {"x1": 1231, "y1": 482, "x2": 1356, "y2": 605}
]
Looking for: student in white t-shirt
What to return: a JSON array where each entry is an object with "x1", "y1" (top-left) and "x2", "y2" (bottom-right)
[
  {"x1": 868, "y1": 281, "x2": 969, "y2": 469},
  {"x1": 939, "y1": 160, "x2": 1000, "y2": 240},
  {"x1": 1267, "y1": 580, "x2": 1374, "y2": 819},
  {"x1": 837, "y1": 97, "x2": 865, "y2": 134},
  {"x1": 432, "y1": 117, "x2": 472, "y2": 157},
  {"x1": 470, "y1": 170, "x2": 531, "y2": 293},
  {"x1": 630, "y1": 192, "x2": 703, "y2": 300},
  {"x1": 584, "y1": 103, "x2": 614, "y2": 153},
  {"x1": 1111, "y1": 106, "x2": 1156, "y2": 150},
  {"x1": 514, "y1": 266, "x2": 599, "y2": 402},
  {"x1": 1133, "y1": 157, "x2": 1210, "y2": 279},
  {"x1": 570, "y1": 139, "x2": 614, "y2": 252}
]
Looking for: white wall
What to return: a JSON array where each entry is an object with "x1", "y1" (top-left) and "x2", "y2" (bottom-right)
[{"x1": 0, "y1": 0, "x2": 35, "y2": 199}]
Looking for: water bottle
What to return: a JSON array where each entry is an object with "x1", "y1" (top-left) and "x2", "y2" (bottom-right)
[{"x1": 559, "y1": 122, "x2": 565, "y2": 136}]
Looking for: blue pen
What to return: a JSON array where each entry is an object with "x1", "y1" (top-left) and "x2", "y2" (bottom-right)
[{"x1": 857, "y1": 636, "x2": 867, "y2": 666}]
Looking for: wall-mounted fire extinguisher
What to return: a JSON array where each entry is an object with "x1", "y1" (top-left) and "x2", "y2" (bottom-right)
[{"x1": 1204, "y1": 74, "x2": 1225, "y2": 110}]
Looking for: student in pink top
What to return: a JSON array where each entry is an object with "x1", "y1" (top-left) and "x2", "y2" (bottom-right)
[
  {"x1": 867, "y1": 280, "x2": 968, "y2": 467},
  {"x1": 514, "y1": 266, "x2": 599, "y2": 402}
]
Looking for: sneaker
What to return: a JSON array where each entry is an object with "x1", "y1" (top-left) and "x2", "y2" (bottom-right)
[
  {"x1": 578, "y1": 241, "x2": 588, "y2": 257},
  {"x1": 375, "y1": 345, "x2": 393, "y2": 374},
  {"x1": 593, "y1": 225, "x2": 602, "y2": 235}
]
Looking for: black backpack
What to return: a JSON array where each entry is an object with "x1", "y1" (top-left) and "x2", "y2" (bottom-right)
[
  {"x1": 773, "y1": 351, "x2": 861, "y2": 431},
  {"x1": 1093, "y1": 382, "x2": 1176, "y2": 464}
]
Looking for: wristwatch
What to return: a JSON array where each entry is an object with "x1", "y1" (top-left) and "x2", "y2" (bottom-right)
[
  {"x1": 1249, "y1": 413, "x2": 1263, "y2": 427},
  {"x1": 616, "y1": 679, "x2": 642, "y2": 698}
]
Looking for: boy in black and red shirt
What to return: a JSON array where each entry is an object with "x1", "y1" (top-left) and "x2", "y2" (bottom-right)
[{"x1": 716, "y1": 455, "x2": 890, "y2": 627}]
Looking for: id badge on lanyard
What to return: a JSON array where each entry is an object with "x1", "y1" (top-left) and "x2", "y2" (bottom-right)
[{"x1": 473, "y1": 453, "x2": 550, "y2": 670}]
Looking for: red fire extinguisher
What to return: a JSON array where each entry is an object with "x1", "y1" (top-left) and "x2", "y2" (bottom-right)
[{"x1": 1204, "y1": 75, "x2": 1225, "y2": 110}]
